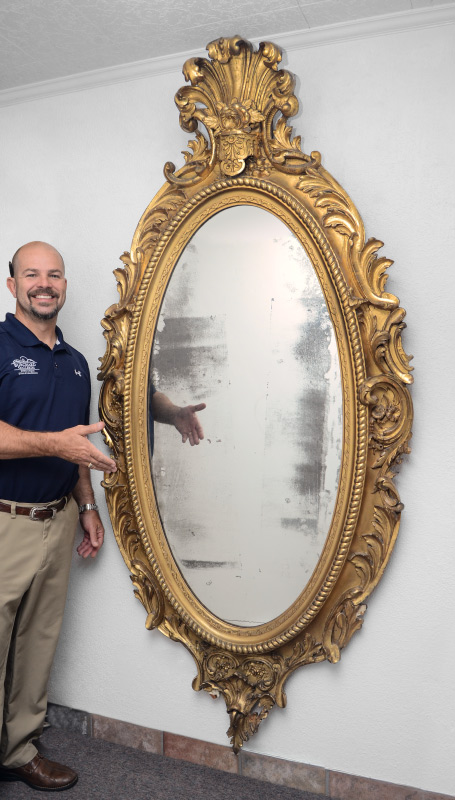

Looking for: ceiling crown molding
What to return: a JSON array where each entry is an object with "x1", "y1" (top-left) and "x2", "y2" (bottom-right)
[
  {"x1": 0, "y1": 4, "x2": 454, "y2": 109},
  {"x1": 275, "y1": 3, "x2": 455, "y2": 52}
]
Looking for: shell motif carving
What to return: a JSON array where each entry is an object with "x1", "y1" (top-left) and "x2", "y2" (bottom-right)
[{"x1": 164, "y1": 35, "x2": 320, "y2": 185}]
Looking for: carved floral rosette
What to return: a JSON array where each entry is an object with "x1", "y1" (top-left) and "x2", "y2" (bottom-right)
[{"x1": 99, "y1": 36, "x2": 413, "y2": 753}]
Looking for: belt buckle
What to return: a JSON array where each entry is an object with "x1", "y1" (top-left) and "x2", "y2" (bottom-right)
[{"x1": 29, "y1": 506, "x2": 56, "y2": 520}]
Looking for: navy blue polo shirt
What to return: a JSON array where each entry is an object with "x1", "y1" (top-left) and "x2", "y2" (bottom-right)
[{"x1": 0, "y1": 313, "x2": 91, "y2": 503}]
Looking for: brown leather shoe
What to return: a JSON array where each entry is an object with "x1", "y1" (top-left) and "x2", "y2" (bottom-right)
[{"x1": 0, "y1": 752, "x2": 78, "y2": 791}]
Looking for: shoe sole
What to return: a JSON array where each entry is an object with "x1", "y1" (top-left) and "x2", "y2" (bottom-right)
[{"x1": 0, "y1": 771, "x2": 78, "y2": 791}]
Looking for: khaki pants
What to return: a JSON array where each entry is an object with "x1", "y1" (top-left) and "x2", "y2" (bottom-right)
[{"x1": 0, "y1": 496, "x2": 79, "y2": 768}]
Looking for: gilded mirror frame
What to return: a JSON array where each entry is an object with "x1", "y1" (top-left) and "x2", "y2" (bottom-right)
[{"x1": 99, "y1": 36, "x2": 413, "y2": 752}]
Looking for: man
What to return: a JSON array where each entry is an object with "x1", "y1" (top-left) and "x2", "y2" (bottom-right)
[
  {"x1": 0, "y1": 241, "x2": 118, "y2": 791},
  {"x1": 0, "y1": 241, "x2": 205, "y2": 792}
]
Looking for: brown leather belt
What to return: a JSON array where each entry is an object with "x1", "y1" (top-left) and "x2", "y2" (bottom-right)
[{"x1": 0, "y1": 495, "x2": 69, "y2": 521}]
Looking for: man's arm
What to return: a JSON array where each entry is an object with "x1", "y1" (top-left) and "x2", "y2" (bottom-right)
[
  {"x1": 152, "y1": 391, "x2": 206, "y2": 446},
  {"x1": 72, "y1": 465, "x2": 104, "y2": 559},
  {"x1": 0, "y1": 419, "x2": 116, "y2": 472}
]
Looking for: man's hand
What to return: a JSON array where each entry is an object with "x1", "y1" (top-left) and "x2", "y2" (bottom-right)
[
  {"x1": 77, "y1": 510, "x2": 104, "y2": 558},
  {"x1": 53, "y1": 421, "x2": 116, "y2": 472},
  {"x1": 173, "y1": 403, "x2": 206, "y2": 446},
  {"x1": 0, "y1": 419, "x2": 116, "y2": 470}
]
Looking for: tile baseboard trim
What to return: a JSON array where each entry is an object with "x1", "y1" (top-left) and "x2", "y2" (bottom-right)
[{"x1": 46, "y1": 703, "x2": 454, "y2": 800}]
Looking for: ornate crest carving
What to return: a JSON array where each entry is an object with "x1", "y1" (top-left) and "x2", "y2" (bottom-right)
[
  {"x1": 163, "y1": 36, "x2": 320, "y2": 185},
  {"x1": 99, "y1": 36, "x2": 413, "y2": 752}
]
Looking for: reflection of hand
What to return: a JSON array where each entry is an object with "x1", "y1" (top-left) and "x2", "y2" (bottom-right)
[
  {"x1": 77, "y1": 510, "x2": 105, "y2": 558},
  {"x1": 174, "y1": 403, "x2": 206, "y2": 446}
]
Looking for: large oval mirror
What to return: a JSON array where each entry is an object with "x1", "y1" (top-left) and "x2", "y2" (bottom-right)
[
  {"x1": 150, "y1": 205, "x2": 342, "y2": 626},
  {"x1": 99, "y1": 36, "x2": 413, "y2": 753}
]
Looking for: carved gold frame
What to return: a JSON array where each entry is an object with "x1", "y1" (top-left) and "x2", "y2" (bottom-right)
[{"x1": 99, "y1": 36, "x2": 413, "y2": 752}]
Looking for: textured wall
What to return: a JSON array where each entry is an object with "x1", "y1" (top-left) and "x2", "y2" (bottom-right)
[{"x1": 1, "y1": 19, "x2": 454, "y2": 796}]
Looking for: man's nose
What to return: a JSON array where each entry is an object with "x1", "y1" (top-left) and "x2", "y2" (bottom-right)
[{"x1": 35, "y1": 282, "x2": 54, "y2": 293}]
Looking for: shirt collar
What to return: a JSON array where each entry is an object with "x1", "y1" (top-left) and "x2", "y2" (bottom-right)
[{"x1": 3, "y1": 313, "x2": 68, "y2": 351}]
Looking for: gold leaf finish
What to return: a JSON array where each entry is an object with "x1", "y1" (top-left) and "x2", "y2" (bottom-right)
[{"x1": 99, "y1": 37, "x2": 413, "y2": 751}]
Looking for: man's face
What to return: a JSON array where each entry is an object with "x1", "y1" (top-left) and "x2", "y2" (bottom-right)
[{"x1": 7, "y1": 244, "x2": 67, "y2": 322}]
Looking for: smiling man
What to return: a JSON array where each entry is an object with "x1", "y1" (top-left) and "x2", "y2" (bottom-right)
[
  {"x1": 0, "y1": 241, "x2": 117, "y2": 791},
  {"x1": 10, "y1": 241, "x2": 67, "y2": 323}
]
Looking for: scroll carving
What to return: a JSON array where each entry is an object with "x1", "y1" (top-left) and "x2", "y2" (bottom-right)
[{"x1": 99, "y1": 36, "x2": 413, "y2": 751}]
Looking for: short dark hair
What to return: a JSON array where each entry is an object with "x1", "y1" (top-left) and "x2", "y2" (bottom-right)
[{"x1": 9, "y1": 247, "x2": 21, "y2": 278}]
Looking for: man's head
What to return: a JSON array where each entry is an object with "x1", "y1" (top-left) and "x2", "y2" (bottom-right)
[{"x1": 7, "y1": 241, "x2": 67, "y2": 323}]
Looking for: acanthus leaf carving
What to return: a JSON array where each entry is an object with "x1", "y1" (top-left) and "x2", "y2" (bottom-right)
[
  {"x1": 297, "y1": 167, "x2": 402, "y2": 310},
  {"x1": 136, "y1": 190, "x2": 188, "y2": 249},
  {"x1": 130, "y1": 559, "x2": 165, "y2": 630},
  {"x1": 322, "y1": 598, "x2": 367, "y2": 664},
  {"x1": 349, "y1": 505, "x2": 399, "y2": 604},
  {"x1": 181, "y1": 130, "x2": 211, "y2": 166},
  {"x1": 359, "y1": 305, "x2": 414, "y2": 385}
]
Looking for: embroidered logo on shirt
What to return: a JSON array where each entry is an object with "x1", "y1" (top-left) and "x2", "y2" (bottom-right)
[
  {"x1": 12, "y1": 356, "x2": 39, "y2": 375},
  {"x1": 74, "y1": 370, "x2": 82, "y2": 377}
]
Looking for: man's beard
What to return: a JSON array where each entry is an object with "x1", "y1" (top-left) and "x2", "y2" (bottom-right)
[{"x1": 29, "y1": 306, "x2": 60, "y2": 320}]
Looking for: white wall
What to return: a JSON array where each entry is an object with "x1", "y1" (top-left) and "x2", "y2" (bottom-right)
[{"x1": 1, "y1": 17, "x2": 454, "y2": 796}]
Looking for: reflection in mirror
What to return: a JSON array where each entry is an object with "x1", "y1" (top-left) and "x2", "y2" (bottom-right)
[{"x1": 149, "y1": 205, "x2": 342, "y2": 625}]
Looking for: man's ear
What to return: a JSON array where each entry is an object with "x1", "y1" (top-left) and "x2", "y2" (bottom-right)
[{"x1": 6, "y1": 276, "x2": 17, "y2": 298}]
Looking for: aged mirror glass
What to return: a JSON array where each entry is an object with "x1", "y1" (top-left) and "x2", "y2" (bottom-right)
[
  {"x1": 99, "y1": 36, "x2": 413, "y2": 752},
  {"x1": 150, "y1": 205, "x2": 342, "y2": 626}
]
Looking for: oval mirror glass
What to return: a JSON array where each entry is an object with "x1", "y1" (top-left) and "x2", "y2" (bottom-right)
[{"x1": 149, "y1": 205, "x2": 342, "y2": 626}]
